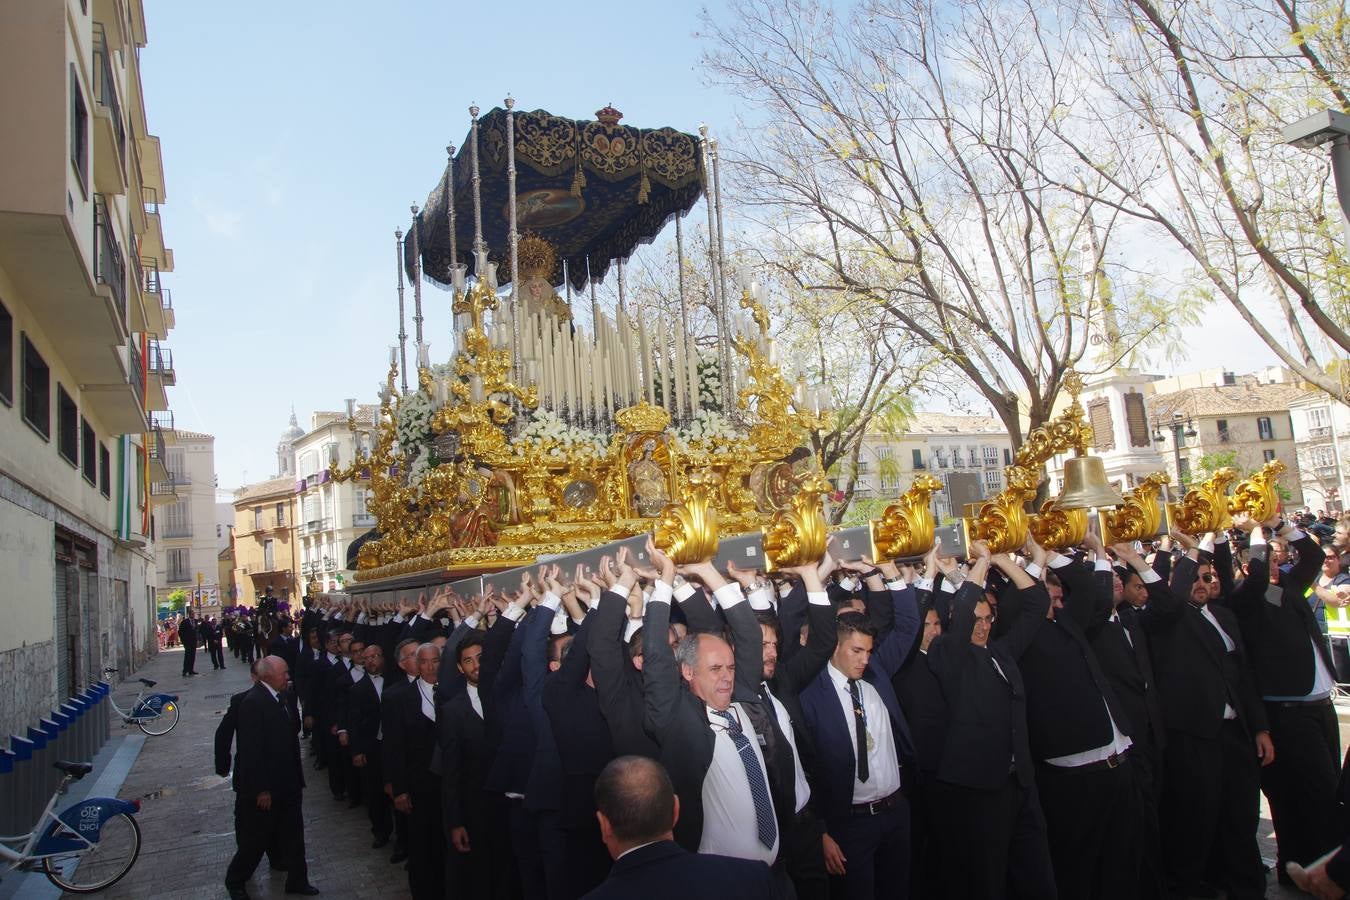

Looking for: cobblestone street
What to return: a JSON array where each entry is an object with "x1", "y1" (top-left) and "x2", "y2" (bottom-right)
[{"x1": 9, "y1": 647, "x2": 413, "y2": 900}]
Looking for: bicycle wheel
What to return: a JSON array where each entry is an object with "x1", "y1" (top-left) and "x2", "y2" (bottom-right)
[
  {"x1": 137, "y1": 699, "x2": 180, "y2": 736},
  {"x1": 43, "y1": 812, "x2": 141, "y2": 893}
]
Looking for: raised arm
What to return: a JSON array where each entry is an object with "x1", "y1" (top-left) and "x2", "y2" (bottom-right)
[
  {"x1": 686, "y1": 559, "x2": 760, "y2": 703},
  {"x1": 778, "y1": 563, "x2": 838, "y2": 692},
  {"x1": 989, "y1": 553, "x2": 1048, "y2": 660},
  {"x1": 641, "y1": 543, "x2": 680, "y2": 738},
  {"x1": 870, "y1": 576, "x2": 921, "y2": 678}
]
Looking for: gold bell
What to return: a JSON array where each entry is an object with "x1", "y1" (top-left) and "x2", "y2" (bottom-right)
[{"x1": 1054, "y1": 454, "x2": 1124, "y2": 510}]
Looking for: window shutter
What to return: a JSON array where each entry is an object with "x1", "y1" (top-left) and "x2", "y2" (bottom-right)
[
  {"x1": 1088, "y1": 398, "x2": 1115, "y2": 452},
  {"x1": 1124, "y1": 393, "x2": 1150, "y2": 447}
]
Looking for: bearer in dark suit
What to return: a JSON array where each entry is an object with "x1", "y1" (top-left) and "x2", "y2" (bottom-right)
[
  {"x1": 382, "y1": 642, "x2": 444, "y2": 900},
  {"x1": 925, "y1": 546, "x2": 1057, "y2": 900},
  {"x1": 1010, "y1": 536, "x2": 1140, "y2": 900},
  {"x1": 1148, "y1": 529, "x2": 1274, "y2": 900},
  {"x1": 347, "y1": 643, "x2": 392, "y2": 848},
  {"x1": 1228, "y1": 512, "x2": 1340, "y2": 884},
  {"x1": 798, "y1": 562, "x2": 919, "y2": 900},
  {"x1": 582, "y1": 755, "x2": 775, "y2": 900},
  {"x1": 223, "y1": 656, "x2": 318, "y2": 899}
]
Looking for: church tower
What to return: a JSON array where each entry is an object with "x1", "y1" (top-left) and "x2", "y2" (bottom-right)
[{"x1": 277, "y1": 408, "x2": 304, "y2": 478}]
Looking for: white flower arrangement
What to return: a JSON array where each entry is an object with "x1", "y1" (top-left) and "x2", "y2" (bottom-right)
[
  {"x1": 674, "y1": 410, "x2": 746, "y2": 452},
  {"x1": 395, "y1": 389, "x2": 435, "y2": 449},
  {"x1": 696, "y1": 351, "x2": 722, "y2": 411},
  {"x1": 406, "y1": 446, "x2": 433, "y2": 489},
  {"x1": 512, "y1": 409, "x2": 610, "y2": 458}
]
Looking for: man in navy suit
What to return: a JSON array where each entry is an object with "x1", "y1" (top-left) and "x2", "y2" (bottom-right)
[
  {"x1": 798, "y1": 561, "x2": 920, "y2": 900},
  {"x1": 582, "y1": 755, "x2": 775, "y2": 900}
]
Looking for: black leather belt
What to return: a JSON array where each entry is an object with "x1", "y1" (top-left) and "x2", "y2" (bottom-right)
[
  {"x1": 1063, "y1": 749, "x2": 1129, "y2": 773},
  {"x1": 1269, "y1": 696, "x2": 1333, "y2": 708},
  {"x1": 849, "y1": 789, "x2": 902, "y2": 816}
]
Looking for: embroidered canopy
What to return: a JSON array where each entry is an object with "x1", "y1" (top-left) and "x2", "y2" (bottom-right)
[{"x1": 406, "y1": 106, "x2": 705, "y2": 293}]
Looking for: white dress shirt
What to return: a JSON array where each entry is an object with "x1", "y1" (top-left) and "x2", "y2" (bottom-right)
[
  {"x1": 699, "y1": 702, "x2": 779, "y2": 866},
  {"x1": 416, "y1": 678, "x2": 436, "y2": 722},
  {"x1": 467, "y1": 683, "x2": 483, "y2": 720},
  {"x1": 825, "y1": 663, "x2": 901, "y2": 804},
  {"x1": 1197, "y1": 603, "x2": 1239, "y2": 719}
]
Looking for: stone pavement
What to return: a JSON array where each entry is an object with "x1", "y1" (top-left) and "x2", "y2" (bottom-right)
[
  {"x1": 51, "y1": 647, "x2": 412, "y2": 900},
  {"x1": 4, "y1": 642, "x2": 1345, "y2": 899}
]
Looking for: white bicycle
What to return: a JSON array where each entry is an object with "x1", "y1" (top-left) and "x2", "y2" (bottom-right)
[
  {"x1": 101, "y1": 668, "x2": 180, "y2": 736},
  {"x1": 0, "y1": 760, "x2": 142, "y2": 893}
]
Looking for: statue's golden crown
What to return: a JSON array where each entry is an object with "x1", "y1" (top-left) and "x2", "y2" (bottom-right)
[{"x1": 517, "y1": 233, "x2": 557, "y2": 279}]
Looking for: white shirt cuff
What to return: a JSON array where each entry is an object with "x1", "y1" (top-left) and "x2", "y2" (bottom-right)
[
  {"x1": 1199, "y1": 533, "x2": 1216, "y2": 554},
  {"x1": 540, "y1": 591, "x2": 563, "y2": 613},
  {"x1": 915, "y1": 577, "x2": 934, "y2": 592},
  {"x1": 712, "y1": 582, "x2": 747, "y2": 609},
  {"x1": 838, "y1": 576, "x2": 860, "y2": 593},
  {"x1": 649, "y1": 580, "x2": 674, "y2": 606},
  {"x1": 1048, "y1": 554, "x2": 1072, "y2": 569},
  {"x1": 465, "y1": 613, "x2": 481, "y2": 630},
  {"x1": 502, "y1": 605, "x2": 527, "y2": 623},
  {"x1": 747, "y1": 587, "x2": 776, "y2": 610},
  {"x1": 393, "y1": 614, "x2": 405, "y2": 624},
  {"x1": 1025, "y1": 562, "x2": 1044, "y2": 581},
  {"x1": 673, "y1": 581, "x2": 698, "y2": 603},
  {"x1": 1285, "y1": 527, "x2": 1307, "y2": 543},
  {"x1": 885, "y1": 579, "x2": 905, "y2": 591},
  {"x1": 1140, "y1": 568, "x2": 1161, "y2": 584},
  {"x1": 1094, "y1": 559, "x2": 1113, "y2": 573},
  {"x1": 623, "y1": 618, "x2": 643, "y2": 643},
  {"x1": 550, "y1": 609, "x2": 569, "y2": 636},
  {"x1": 1248, "y1": 529, "x2": 1267, "y2": 548},
  {"x1": 806, "y1": 590, "x2": 830, "y2": 607},
  {"x1": 939, "y1": 580, "x2": 957, "y2": 594}
]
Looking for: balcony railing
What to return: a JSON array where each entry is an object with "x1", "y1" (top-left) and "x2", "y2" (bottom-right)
[
  {"x1": 143, "y1": 186, "x2": 160, "y2": 215},
  {"x1": 148, "y1": 342, "x2": 173, "y2": 378},
  {"x1": 301, "y1": 518, "x2": 334, "y2": 535},
  {"x1": 94, "y1": 196, "x2": 127, "y2": 325},
  {"x1": 128, "y1": 342, "x2": 144, "y2": 409},
  {"x1": 163, "y1": 471, "x2": 190, "y2": 486},
  {"x1": 1218, "y1": 429, "x2": 1231, "y2": 443},
  {"x1": 166, "y1": 570, "x2": 192, "y2": 584},
  {"x1": 91, "y1": 25, "x2": 126, "y2": 160},
  {"x1": 148, "y1": 421, "x2": 167, "y2": 463},
  {"x1": 162, "y1": 525, "x2": 192, "y2": 539},
  {"x1": 352, "y1": 512, "x2": 376, "y2": 528},
  {"x1": 150, "y1": 410, "x2": 174, "y2": 431},
  {"x1": 150, "y1": 480, "x2": 178, "y2": 497},
  {"x1": 1310, "y1": 426, "x2": 1333, "y2": 439}
]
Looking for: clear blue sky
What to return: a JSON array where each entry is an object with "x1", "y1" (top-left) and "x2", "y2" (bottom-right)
[
  {"x1": 142, "y1": 1, "x2": 1280, "y2": 491},
  {"x1": 141, "y1": 0, "x2": 739, "y2": 489}
]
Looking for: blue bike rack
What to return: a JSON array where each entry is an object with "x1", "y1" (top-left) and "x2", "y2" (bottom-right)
[{"x1": 0, "y1": 747, "x2": 16, "y2": 840}]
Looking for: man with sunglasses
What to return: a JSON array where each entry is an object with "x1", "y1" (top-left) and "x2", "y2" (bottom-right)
[{"x1": 1145, "y1": 529, "x2": 1272, "y2": 900}]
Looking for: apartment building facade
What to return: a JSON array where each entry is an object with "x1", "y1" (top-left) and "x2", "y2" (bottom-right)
[
  {"x1": 152, "y1": 429, "x2": 219, "y2": 605},
  {"x1": 849, "y1": 414, "x2": 1016, "y2": 521},
  {"x1": 0, "y1": 0, "x2": 176, "y2": 738},
  {"x1": 230, "y1": 477, "x2": 300, "y2": 607},
  {"x1": 292, "y1": 408, "x2": 377, "y2": 594}
]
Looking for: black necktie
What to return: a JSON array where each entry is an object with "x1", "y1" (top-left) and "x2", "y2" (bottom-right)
[{"x1": 848, "y1": 679, "x2": 870, "y2": 783}]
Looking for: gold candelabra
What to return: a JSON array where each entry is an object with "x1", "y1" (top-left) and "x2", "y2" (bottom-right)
[
  {"x1": 869, "y1": 474, "x2": 944, "y2": 560},
  {"x1": 1100, "y1": 472, "x2": 1170, "y2": 545},
  {"x1": 762, "y1": 469, "x2": 830, "y2": 571},
  {"x1": 1168, "y1": 467, "x2": 1238, "y2": 535},
  {"x1": 1228, "y1": 459, "x2": 1287, "y2": 522}
]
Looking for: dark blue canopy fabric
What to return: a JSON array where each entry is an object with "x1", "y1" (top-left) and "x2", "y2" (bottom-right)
[{"x1": 406, "y1": 107, "x2": 705, "y2": 292}]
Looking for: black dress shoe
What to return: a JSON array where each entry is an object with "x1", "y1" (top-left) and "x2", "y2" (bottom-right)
[
  {"x1": 347, "y1": 797, "x2": 362, "y2": 809},
  {"x1": 284, "y1": 885, "x2": 320, "y2": 896},
  {"x1": 389, "y1": 848, "x2": 408, "y2": 864},
  {"x1": 331, "y1": 792, "x2": 345, "y2": 802},
  {"x1": 226, "y1": 886, "x2": 250, "y2": 900},
  {"x1": 269, "y1": 862, "x2": 288, "y2": 872},
  {"x1": 371, "y1": 836, "x2": 390, "y2": 850}
]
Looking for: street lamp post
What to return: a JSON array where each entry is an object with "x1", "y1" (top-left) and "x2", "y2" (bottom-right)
[
  {"x1": 1154, "y1": 411, "x2": 1198, "y2": 500},
  {"x1": 1282, "y1": 109, "x2": 1350, "y2": 265}
]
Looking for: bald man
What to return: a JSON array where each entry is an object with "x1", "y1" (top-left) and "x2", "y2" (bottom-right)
[
  {"x1": 582, "y1": 756, "x2": 774, "y2": 900},
  {"x1": 224, "y1": 656, "x2": 318, "y2": 898}
]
